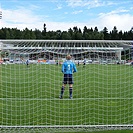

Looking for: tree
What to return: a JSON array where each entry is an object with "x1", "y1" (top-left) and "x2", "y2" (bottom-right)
[
  {"x1": 111, "y1": 26, "x2": 119, "y2": 40},
  {"x1": 42, "y1": 23, "x2": 46, "y2": 37},
  {"x1": 23, "y1": 28, "x2": 31, "y2": 39},
  {"x1": 83, "y1": 26, "x2": 88, "y2": 39},
  {"x1": 5, "y1": 29, "x2": 10, "y2": 39},
  {"x1": 0, "y1": 28, "x2": 5, "y2": 39},
  {"x1": 14, "y1": 29, "x2": 22, "y2": 39},
  {"x1": 83, "y1": 32, "x2": 89, "y2": 40},
  {"x1": 68, "y1": 28, "x2": 73, "y2": 39},
  {"x1": 55, "y1": 30, "x2": 62, "y2": 39},
  {"x1": 118, "y1": 30, "x2": 123, "y2": 40},
  {"x1": 30, "y1": 30, "x2": 36, "y2": 39},
  {"x1": 34, "y1": 29, "x2": 42, "y2": 39},
  {"x1": 61, "y1": 31, "x2": 71, "y2": 40},
  {"x1": 94, "y1": 26, "x2": 98, "y2": 32},
  {"x1": 1, "y1": 24, "x2": 133, "y2": 40},
  {"x1": 102, "y1": 27, "x2": 109, "y2": 40}
]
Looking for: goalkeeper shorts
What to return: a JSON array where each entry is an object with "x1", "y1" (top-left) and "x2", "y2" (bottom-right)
[{"x1": 63, "y1": 74, "x2": 73, "y2": 84}]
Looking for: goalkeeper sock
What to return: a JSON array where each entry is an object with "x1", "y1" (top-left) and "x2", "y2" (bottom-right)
[
  {"x1": 69, "y1": 87, "x2": 73, "y2": 97},
  {"x1": 60, "y1": 86, "x2": 64, "y2": 97}
]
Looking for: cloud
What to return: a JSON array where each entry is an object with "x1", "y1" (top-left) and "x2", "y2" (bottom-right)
[
  {"x1": 66, "y1": 0, "x2": 84, "y2": 7},
  {"x1": 66, "y1": 0, "x2": 132, "y2": 10},
  {"x1": 3, "y1": 8, "x2": 39, "y2": 23},
  {"x1": 1, "y1": 7, "x2": 47, "y2": 30},
  {"x1": 72, "y1": 10, "x2": 83, "y2": 14},
  {"x1": 0, "y1": 5, "x2": 85, "y2": 31},
  {"x1": 47, "y1": 9, "x2": 133, "y2": 32},
  {"x1": 66, "y1": 0, "x2": 106, "y2": 9},
  {"x1": 95, "y1": 13, "x2": 133, "y2": 31},
  {"x1": 1, "y1": 1, "x2": 133, "y2": 33},
  {"x1": 99, "y1": 9, "x2": 129, "y2": 17},
  {"x1": 56, "y1": 4, "x2": 62, "y2": 10},
  {"x1": 1, "y1": 7, "x2": 133, "y2": 32},
  {"x1": 94, "y1": 8, "x2": 133, "y2": 31}
]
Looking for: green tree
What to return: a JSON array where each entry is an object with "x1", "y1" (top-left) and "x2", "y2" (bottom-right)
[
  {"x1": 5, "y1": 29, "x2": 10, "y2": 39},
  {"x1": 61, "y1": 31, "x2": 71, "y2": 40},
  {"x1": 111, "y1": 26, "x2": 119, "y2": 40},
  {"x1": 118, "y1": 30, "x2": 123, "y2": 40},
  {"x1": 34, "y1": 29, "x2": 42, "y2": 39},
  {"x1": 30, "y1": 29, "x2": 36, "y2": 39},
  {"x1": 14, "y1": 29, "x2": 22, "y2": 39},
  {"x1": 102, "y1": 27, "x2": 109, "y2": 40},
  {"x1": 68, "y1": 28, "x2": 73, "y2": 39},
  {"x1": 23, "y1": 28, "x2": 31, "y2": 39},
  {"x1": 55, "y1": 30, "x2": 62, "y2": 39},
  {"x1": 83, "y1": 26, "x2": 88, "y2": 39},
  {"x1": 0, "y1": 28, "x2": 5, "y2": 39},
  {"x1": 42, "y1": 23, "x2": 47, "y2": 38}
]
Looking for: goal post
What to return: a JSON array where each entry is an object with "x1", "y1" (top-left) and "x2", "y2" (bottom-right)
[{"x1": 0, "y1": 40, "x2": 133, "y2": 132}]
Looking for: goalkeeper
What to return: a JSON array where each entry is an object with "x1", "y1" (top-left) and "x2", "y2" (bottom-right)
[{"x1": 59, "y1": 55, "x2": 77, "y2": 99}]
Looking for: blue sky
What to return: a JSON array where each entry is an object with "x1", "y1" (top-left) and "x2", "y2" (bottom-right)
[{"x1": 0, "y1": 0, "x2": 133, "y2": 32}]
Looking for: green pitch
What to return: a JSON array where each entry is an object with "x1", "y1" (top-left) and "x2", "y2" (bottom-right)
[{"x1": 0, "y1": 64, "x2": 133, "y2": 126}]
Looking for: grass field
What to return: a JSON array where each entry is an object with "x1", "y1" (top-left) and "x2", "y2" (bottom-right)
[{"x1": 0, "y1": 63, "x2": 133, "y2": 132}]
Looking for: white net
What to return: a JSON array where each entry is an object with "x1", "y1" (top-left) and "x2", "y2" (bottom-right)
[{"x1": 0, "y1": 40, "x2": 133, "y2": 132}]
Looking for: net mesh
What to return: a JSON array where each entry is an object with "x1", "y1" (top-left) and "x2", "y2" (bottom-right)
[{"x1": 0, "y1": 40, "x2": 133, "y2": 132}]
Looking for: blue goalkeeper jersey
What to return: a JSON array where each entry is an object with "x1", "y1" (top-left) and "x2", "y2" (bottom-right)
[{"x1": 62, "y1": 60, "x2": 77, "y2": 74}]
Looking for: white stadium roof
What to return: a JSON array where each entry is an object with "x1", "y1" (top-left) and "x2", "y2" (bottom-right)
[{"x1": 0, "y1": 40, "x2": 133, "y2": 55}]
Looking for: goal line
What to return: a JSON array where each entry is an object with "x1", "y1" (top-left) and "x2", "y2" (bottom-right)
[
  {"x1": 1, "y1": 125, "x2": 132, "y2": 133},
  {"x1": 0, "y1": 98, "x2": 133, "y2": 100}
]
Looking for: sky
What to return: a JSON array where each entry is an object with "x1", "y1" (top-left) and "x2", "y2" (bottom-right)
[{"x1": 0, "y1": 0, "x2": 133, "y2": 32}]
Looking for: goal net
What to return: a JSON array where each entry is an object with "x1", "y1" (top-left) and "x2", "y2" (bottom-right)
[{"x1": 0, "y1": 40, "x2": 133, "y2": 132}]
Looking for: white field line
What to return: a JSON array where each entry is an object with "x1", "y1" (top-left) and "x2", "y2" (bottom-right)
[
  {"x1": 1, "y1": 124, "x2": 133, "y2": 128},
  {"x1": 0, "y1": 97, "x2": 132, "y2": 100}
]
